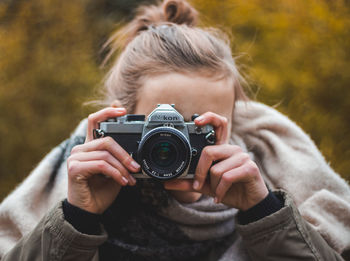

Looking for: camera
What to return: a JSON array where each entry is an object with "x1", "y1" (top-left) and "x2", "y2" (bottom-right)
[{"x1": 93, "y1": 104, "x2": 215, "y2": 181}]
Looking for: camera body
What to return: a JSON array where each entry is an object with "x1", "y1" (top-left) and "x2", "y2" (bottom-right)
[{"x1": 93, "y1": 104, "x2": 215, "y2": 180}]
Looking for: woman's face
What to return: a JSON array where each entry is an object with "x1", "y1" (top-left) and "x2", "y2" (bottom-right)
[
  {"x1": 131, "y1": 72, "x2": 235, "y2": 203},
  {"x1": 134, "y1": 72, "x2": 235, "y2": 142}
]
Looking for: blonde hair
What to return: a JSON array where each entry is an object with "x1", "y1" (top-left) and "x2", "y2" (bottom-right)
[{"x1": 98, "y1": 0, "x2": 248, "y2": 113}]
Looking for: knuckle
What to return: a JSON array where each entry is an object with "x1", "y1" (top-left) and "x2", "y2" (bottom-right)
[
  {"x1": 70, "y1": 145, "x2": 81, "y2": 154},
  {"x1": 96, "y1": 160, "x2": 107, "y2": 171},
  {"x1": 245, "y1": 161, "x2": 258, "y2": 175},
  {"x1": 201, "y1": 146, "x2": 209, "y2": 156},
  {"x1": 122, "y1": 155, "x2": 133, "y2": 166},
  {"x1": 103, "y1": 136, "x2": 115, "y2": 148},
  {"x1": 87, "y1": 113, "x2": 97, "y2": 123},
  {"x1": 221, "y1": 116, "x2": 228, "y2": 125},
  {"x1": 201, "y1": 111, "x2": 213, "y2": 120},
  {"x1": 221, "y1": 172, "x2": 232, "y2": 183},
  {"x1": 67, "y1": 160, "x2": 79, "y2": 175},
  {"x1": 202, "y1": 146, "x2": 213, "y2": 159},
  {"x1": 210, "y1": 166, "x2": 221, "y2": 177},
  {"x1": 241, "y1": 153, "x2": 250, "y2": 162},
  {"x1": 231, "y1": 145, "x2": 243, "y2": 153},
  {"x1": 119, "y1": 167, "x2": 129, "y2": 177},
  {"x1": 101, "y1": 150, "x2": 111, "y2": 160},
  {"x1": 113, "y1": 170, "x2": 122, "y2": 180},
  {"x1": 223, "y1": 144, "x2": 232, "y2": 151},
  {"x1": 206, "y1": 111, "x2": 214, "y2": 117}
]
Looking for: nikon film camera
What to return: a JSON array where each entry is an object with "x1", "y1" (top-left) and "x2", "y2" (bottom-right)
[{"x1": 93, "y1": 104, "x2": 216, "y2": 181}]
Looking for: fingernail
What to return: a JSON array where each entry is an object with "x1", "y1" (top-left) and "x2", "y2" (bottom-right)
[
  {"x1": 115, "y1": 108, "x2": 125, "y2": 112},
  {"x1": 122, "y1": 177, "x2": 129, "y2": 185},
  {"x1": 129, "y1": 175, "x2": 136, "y2": 185},
  {"x1": 193, "y1": 180, "x2": 200, "y2": 190},
  {"x1": 195, "y1": 116, "x2": 204, "y2": 122},
  {"x1": 131, "y1": 161, "x2": 140, "y2": 170}
]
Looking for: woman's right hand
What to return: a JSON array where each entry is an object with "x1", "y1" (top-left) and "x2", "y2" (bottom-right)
[{"x1": 66, "y1": 107, "x2": 141, "y2": 214}]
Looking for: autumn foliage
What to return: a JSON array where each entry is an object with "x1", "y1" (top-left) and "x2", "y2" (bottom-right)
[{"x1": 0, "y1": 0, "x2": 349, "y2": 200}]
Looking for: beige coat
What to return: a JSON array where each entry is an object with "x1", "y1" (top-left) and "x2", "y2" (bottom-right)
[{"x1": 0, "y1": 101, "x2": 349, "y2": 260}]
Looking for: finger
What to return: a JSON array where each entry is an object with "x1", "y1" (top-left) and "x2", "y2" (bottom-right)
[
  {"x1": 68, "y1": 151, "x2": 136, "y2": 185},
  {"x1": 164, "y1": 179, "x2": 213, "y2": 197},
  {"x1": 209, "y1": 151, "x2": 251, "y2": 190},
  {"x1": 194, "y1": 144, "x2": 238, "y2": 191},
  {"x1": 85, "y1": 107, "x2": 126, "y2": 142},
  {"x1": 215, "y1": 162, "x2": 258, "y2": 203},
  {"x1": 67, "y1": 160, "x2": 129, "y2": 186},
  {"x1": 71, "y1": 137, "x2": 141, "y2": 173},
  {"x1": 194, "y1": 111, "x2": 228, "y2": 145}
]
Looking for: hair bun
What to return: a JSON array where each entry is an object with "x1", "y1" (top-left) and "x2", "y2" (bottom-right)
[
  {"x1": 133, "y1": 0, "x2": 198, "y2": 34},
  {"x1": 100, "y1": 0, "x2": 198, "y2": 66},
  {"x1": 163, "y1": 0, "x2": 198, "y2": 26}
]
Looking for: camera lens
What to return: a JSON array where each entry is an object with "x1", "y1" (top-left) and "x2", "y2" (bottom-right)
[
  {"x1": 151, "y1": 142, "x2": 176, "y2": 167},
  {"x1": 137, "y1": 127, "x2": 191, "y2": 180}
]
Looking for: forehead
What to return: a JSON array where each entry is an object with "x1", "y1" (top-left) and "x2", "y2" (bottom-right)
[{"x1": 134, "y1": 73, "x2": 234, "y2": 121}]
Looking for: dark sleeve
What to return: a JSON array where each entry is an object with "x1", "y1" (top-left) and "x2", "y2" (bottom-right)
[
  {"x1": 62, "y1": 199, "x2": 101, "y2": 235},
  {"x1": 237, "y1": 190, "x2": 284, "y2": 225}
]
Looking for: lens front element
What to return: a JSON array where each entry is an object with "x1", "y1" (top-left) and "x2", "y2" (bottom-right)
[
  {"x1": 151, "y1": 142, "x2": 176, "y2": 167},
  {"x1": 137, "y1": 127, "x2": 191, "y2": 180}
]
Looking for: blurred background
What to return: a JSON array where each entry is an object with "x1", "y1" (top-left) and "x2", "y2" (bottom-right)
[{"x1": 0, "y1": 0, "x2": 349, "y2": 201}]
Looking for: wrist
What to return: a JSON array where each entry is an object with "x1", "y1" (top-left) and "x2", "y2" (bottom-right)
[
  {"x1": 67, "y1": 189, "x2": 99, "y2": 214},
  {"x1": 241, "y1": 186, "x2": 269, "y2": 211}
]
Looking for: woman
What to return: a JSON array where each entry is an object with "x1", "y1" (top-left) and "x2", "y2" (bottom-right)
[{"x1": 0, "y1": 0, "x2": 349, "y2": 260}]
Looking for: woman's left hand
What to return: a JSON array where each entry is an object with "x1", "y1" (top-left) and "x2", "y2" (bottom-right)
[{"x1": 164, "y1": 112, "x2": 269, "y2": 211}]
